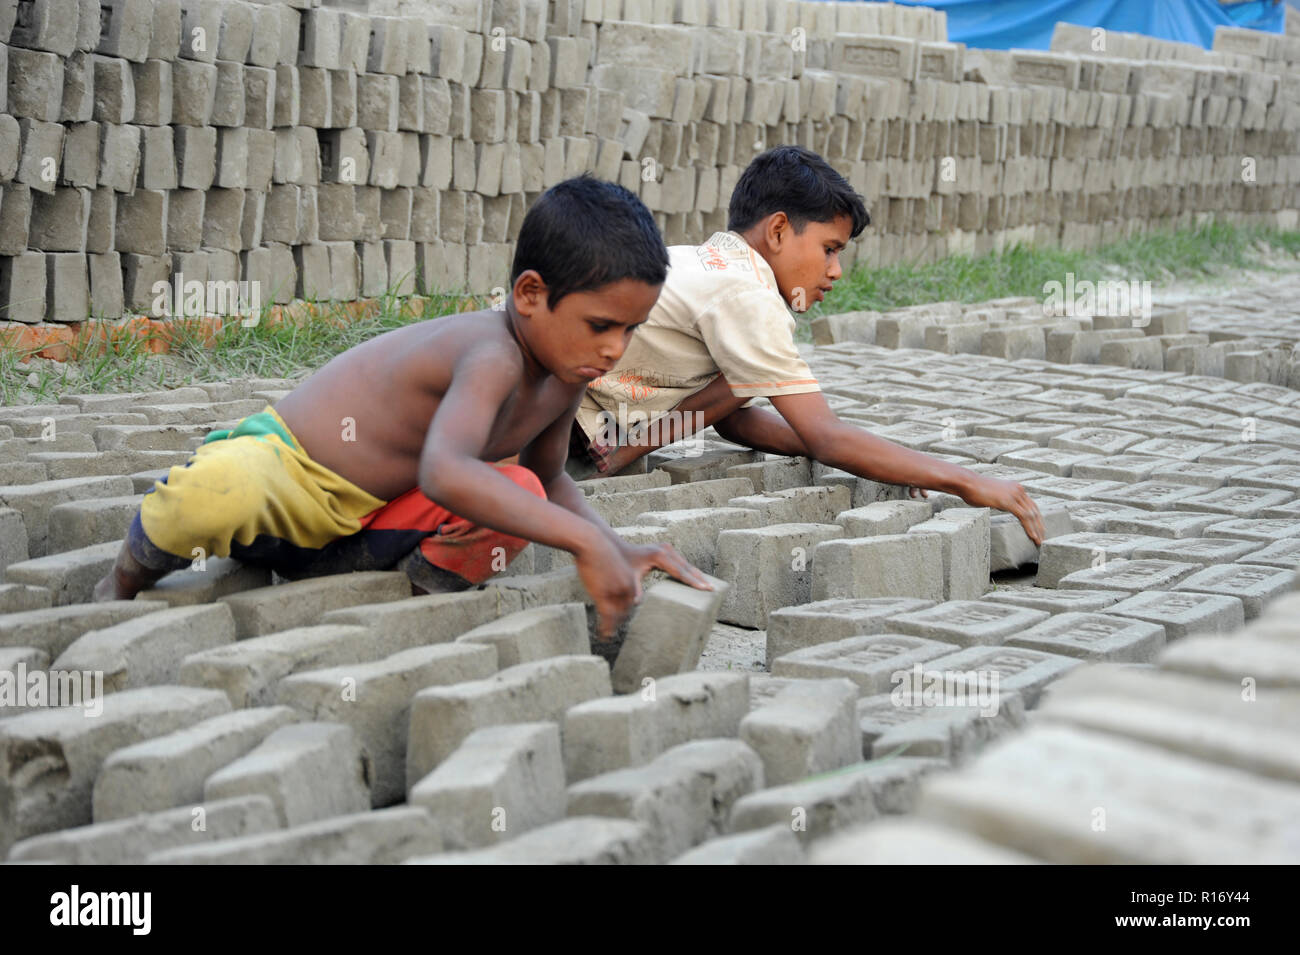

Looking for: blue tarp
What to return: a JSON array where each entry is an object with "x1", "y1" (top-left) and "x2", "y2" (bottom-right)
[{"x1": 886, "y1": 0, "x2": 1286, "y2": 51}]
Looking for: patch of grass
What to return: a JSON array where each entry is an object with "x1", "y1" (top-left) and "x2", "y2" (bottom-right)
[
  {"x1": 1, "y1": 323, "x2": 174, "y2": 404},
  {"x1": 171, "y1": 293, "x2": 490, "y2": 381},
  {"x1": 2, "y1": 290, "x2": 489, "y2": 404}
]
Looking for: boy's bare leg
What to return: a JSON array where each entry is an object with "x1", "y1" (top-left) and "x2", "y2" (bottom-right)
[{"x1": 92, "y1": 541, "x2": 171, "y2": 602}]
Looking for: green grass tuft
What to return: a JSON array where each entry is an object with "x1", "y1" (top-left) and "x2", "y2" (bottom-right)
[{"x1": 2, "y1": 291, "x2": 488, "y2": 404}]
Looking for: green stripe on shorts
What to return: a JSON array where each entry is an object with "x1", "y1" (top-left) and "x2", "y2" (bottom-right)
[{"x1": 203, "y1": 411, "x2": 299, "y2": 451}]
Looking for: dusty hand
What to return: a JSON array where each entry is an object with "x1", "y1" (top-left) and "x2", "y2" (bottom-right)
[
  {"x1": 574, "y1": 536, "x2": 643, "y2": 642},
  {"x1": 618, "y1": 542, "x2": 713, "y2": 591},
  {"x1": 962, "y1": 476, "x2": 1046, "y2": 546},
  {"x1": 600, "y1": 443, "x2": 642, "y2": 477}
]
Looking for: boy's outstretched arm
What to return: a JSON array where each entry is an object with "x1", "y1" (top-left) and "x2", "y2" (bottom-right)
[
  {"x1": 596, "y1": 378, "x2": 1045, "y2": 546},
  {"x1": 762, "y1": 391, "x2": 1046, "y2": 545},
  {"x1": 420, "y1": 347, "x2": 704, "y2": 637}
]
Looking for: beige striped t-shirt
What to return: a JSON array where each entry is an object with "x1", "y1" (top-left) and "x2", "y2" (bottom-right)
[{"x1": 575, "y1": 230, "x2": 821, "y2": 441}]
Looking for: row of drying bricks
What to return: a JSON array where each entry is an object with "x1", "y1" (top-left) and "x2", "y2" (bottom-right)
[
  {"x1": 1, "y1": 565, "x2": 1041, "y2": 866},
  {"x1": 9, "y1": 566, "x2": 1300, "y2": 865},
  {"x1": 1, "y1": 386, "x2": 1297, "y2": 860},
  {"x1": 0, "y1": 436, "x2": 993, "y2": 866},
  {"x1": 4, "y1": 492, "x2": 1296, "y2": 867}
]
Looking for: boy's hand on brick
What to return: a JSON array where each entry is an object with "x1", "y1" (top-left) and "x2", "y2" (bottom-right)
[
  {"x1": 618, "y1": 541, "x2": 713, "y2": 592},
  {"x1": 961, "y1": 476, "x2": 1046, "y2": 547},
  {"x1": 577, "y1": 539, "x2": 714, "y2": 641},
  {"x1": 576, "y1": 534, "x2": 647, "y2": 641}
]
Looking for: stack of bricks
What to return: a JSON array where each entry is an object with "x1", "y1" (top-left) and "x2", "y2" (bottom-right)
[
  {"x1": 0, "y1": 1, "x2": 1298, "y2": 329},
  {"x1": 1041, "y1": 21, "x2": 1300, "y2": 249},
  {"x1": 0, "y1": 0, "x2": 565, "y2": 326}
]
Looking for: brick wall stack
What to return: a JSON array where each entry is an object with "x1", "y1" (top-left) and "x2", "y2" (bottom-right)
[{"x1": 0, "y1": 0, "x2": 1297, "y2": 330}]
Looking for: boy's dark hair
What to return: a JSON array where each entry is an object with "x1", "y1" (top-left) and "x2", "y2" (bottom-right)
[
  {"x1": 512, "y1": 175, "x2": 669, "y2": 309},
  {"x1": 728, "y1": 146, "x2": 870, "y2": 238}
]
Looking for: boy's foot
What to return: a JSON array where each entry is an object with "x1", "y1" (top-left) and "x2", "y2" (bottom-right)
[
  {"x1": 93, "y1": 543, "x2": 170, "y2": 602},
  {"x1": 92, "y1": 567, "x2": 148, "y2": 602},
  {"x1": 92, "y1": 573, "x2": 122, "y2": 602},
  {"x1": 399, "y1": 551, "x2": 475, "y2": 596}
]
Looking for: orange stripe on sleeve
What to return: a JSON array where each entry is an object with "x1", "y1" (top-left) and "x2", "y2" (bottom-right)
[{"x1": 729, "y1": 378, "x2": 820, "y2": 389}]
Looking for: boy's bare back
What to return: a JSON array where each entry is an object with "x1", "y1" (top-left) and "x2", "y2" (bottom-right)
[{"x1": 275, "y1": 310, "x2": 581, "y2": 501}]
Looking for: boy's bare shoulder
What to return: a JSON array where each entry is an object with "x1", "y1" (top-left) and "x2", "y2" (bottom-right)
[{"x1": 378, "y1": 309, "x2": 526, "y2": 370}]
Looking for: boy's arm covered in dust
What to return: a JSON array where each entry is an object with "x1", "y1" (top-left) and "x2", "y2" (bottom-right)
[
  {"x1": 418, "y1": 345, "x2": 607, "y2": 556},
  {"x1": 595, "y1": 377, "x2": 1046, "y2": 547},
  {"x1": 419, "y1": 344, "x2": 704, "y2": 636},
  {"x1": 762, "y1": 390, "x2": 1047, "y2": 545}
]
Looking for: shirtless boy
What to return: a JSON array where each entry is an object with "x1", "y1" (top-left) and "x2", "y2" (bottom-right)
[{"x1": 94, "y1": 176, "x2": 711, "y2": 637}]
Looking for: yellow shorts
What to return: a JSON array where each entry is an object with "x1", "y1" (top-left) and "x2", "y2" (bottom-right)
[{"x1": 135, "y1": 406, "x2": 387, "y2": 566}]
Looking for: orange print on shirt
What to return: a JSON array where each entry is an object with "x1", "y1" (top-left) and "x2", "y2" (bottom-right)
[
  {"x1": 615, "y1": 370, "x2": 661, "y2": 401},
  {"x1": 698, "y1": 246, "x2": 728, "y2": 271}
]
